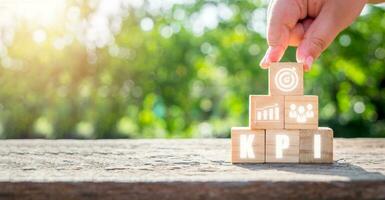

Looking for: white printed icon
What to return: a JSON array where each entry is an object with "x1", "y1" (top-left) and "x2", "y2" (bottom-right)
[
  {"x1": 289, "y1": 103, "x2": 314, "y2": 123},
  {"x1": 274, "y1": 67, "x2": 299, "y2": 92},
  {"x1": 256, "y1": 104, "x2": 279, "y2": 121}
]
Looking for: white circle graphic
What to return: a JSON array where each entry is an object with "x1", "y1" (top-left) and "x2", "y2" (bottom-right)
[{"x1": 274, "y1": 67, "x2": 298, "y2": 92}]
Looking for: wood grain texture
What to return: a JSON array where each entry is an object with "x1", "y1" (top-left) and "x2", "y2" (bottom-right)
[
  {"x1": 269, "y1": 62, "x2": 304, "y2": 96},
  {"x1": 0, "y1": 139, "x2": 384, "y2": 200},
  {"x1": 265, "y1": 130, "x2": 299, "y2": 163},
  {"x1": 249, "y1": 95, "x2": 284, "y2": 129},
  {"x1": 231, "y1": 127, "x2": 265, "y2": 163},
  {"x1": 299, "y1": 127, "x2": 333, "y2": 163},
  {"x1": 285, "y1": 95, "x2": 318, "y2": 129}
]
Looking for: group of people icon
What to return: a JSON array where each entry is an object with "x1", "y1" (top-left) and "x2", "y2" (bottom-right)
[{"x1": 289, "y1": 103, "x2": 314, "y2": 123}]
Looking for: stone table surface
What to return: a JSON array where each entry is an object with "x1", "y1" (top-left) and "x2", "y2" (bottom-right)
[{"x1": 0, "y1": 138, "x2": 384, "y2": 200}]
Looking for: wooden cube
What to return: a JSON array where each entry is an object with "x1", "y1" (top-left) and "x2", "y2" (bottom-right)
[
  {"x1": 269, "y1": 62, "x2": 304, "y2": 96},
  {"x1": 231, "y1": 127, "x2": 265, "y2": 163},
  {"x1": 265, "y1": 130, "x2": 299, "y2": 163},
  {"x1": 285, "y1": 95, "x2": 318, "y2": 129},
  {"x1": 249, "y1": 95, "x2": 284, "y2": 129},
  {"x1": 299, "y1": 127, "x2": 333, "y2": 163}
]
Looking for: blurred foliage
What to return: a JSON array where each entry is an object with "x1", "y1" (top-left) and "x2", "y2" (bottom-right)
[{"x1": 0, "y1": 0, "x2": 384, "y2": 138}]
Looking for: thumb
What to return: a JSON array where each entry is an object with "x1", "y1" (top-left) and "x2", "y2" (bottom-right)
[
  {"x1": 296, "y1": 12, "x2": 342, "y2": 71},
  {"x1": 260, "y1": 0, "x2": 302, "y2": 68}
]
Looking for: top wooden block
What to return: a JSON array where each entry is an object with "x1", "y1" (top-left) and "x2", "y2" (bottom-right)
[{"x1": 269, "y1": 62, "x2": 304, "y2": 96}]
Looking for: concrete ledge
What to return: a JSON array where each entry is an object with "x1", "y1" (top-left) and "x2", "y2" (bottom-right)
[{"x1": 0, "y1": 139, "x2": 384, "y2": 199}]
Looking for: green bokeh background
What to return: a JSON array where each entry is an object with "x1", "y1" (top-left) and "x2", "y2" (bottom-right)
[{"x1": 0, "y1": 0, "x2": 384, "y2": 139}]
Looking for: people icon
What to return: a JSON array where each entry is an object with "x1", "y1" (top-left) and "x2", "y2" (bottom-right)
[
  {"x1": 306, "y1": 104, "x2": 314, "y2": 118},
  {"x1": 289, "y1": 103, "x2": 314, "y2": 123},
  {"x1": 289, "y1": 104, "x2": 297, "y2": 118}
]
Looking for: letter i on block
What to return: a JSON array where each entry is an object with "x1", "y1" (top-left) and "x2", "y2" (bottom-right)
[
  {"x1": 299, "y1": 127, "x2": 333, "y2": 163},
  {"x1": 231, "y1": 127, "x2": 265, "y2": 163}
]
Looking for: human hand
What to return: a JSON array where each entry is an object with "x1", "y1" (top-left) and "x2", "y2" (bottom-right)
[{"x1": 259, "y1": 0, "x2": 367, "y2": 71}]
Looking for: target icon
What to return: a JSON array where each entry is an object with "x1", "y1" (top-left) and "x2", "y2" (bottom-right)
[{"x1": 274, "y1": 67, "x2": 299, "y2": 92}]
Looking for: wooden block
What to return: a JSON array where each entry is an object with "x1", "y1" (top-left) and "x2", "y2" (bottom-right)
[
  {"x1": 299, "y1": 127, "x2": 333, "y2": 163},
  {"x1": 249, "y1": 95, "x2": 284, "y2": 129},
  {"x1": 231, "y1": 127, "x2": 265, "y2": 163},
  {"x1": 266, "y1": 130, "x2": 299, "y2": 163},
  {"x1": 269, "y1": 62, "x2": 304, "y2": 96},
  {"x1": 285, "y1": 95, "x2": 318, "y2": 129}
]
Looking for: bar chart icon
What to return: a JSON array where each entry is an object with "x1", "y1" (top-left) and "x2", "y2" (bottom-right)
[{"x1": 256, "y1": 104, "x2": 280, "y2": 121}]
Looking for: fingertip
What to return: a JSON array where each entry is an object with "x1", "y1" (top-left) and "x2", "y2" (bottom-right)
[
  {"x1": 260, "y1": 64, "x2": 269, "y2": 69},
  {"x1": 259, "y1": 54, "x2": 271, "y2": 69},
  {"x1": 302, "y1": 56, "x2": 314, "y2": 72},
  {"x1": 296, "y1": 45, "x2": 314, "y2": 72},
  {"x1": 303, "y1": 66, "x2": 310, "y2": 72},
  {"x1": 259, "y1": 47, "x2": 273, "y2": 69},
  {"x1": 268, "y1": 45, "x2": 286, "y2": 62},
  {"x1": 259, "y1": 45, "x2": 286, "y2": 69}
]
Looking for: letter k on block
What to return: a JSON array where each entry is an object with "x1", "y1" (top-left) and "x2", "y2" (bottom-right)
[
  {"x1": 240, "y1": 134, "x2": 255, "y2": 159},
  {"x1": 231, "y1": 127, "x2": 265, "y2": 163}
]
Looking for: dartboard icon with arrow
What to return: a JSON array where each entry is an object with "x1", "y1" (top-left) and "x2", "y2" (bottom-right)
[{"x1": 274, "y1": 67, "x2": 299, "y2": 92}]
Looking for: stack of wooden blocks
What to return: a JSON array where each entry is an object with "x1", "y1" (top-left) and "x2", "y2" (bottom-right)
[{"x1": 231, "y1": 62, "x2": 333, "y2": 164}]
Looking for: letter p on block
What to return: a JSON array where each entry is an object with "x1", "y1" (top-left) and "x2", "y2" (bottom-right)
[
  {"x1": 276, "y1": 135, "x2": 290, "y2": 159},
  {"x1": 266, "y1": 130, "x2": 299, "y2": 163}
]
